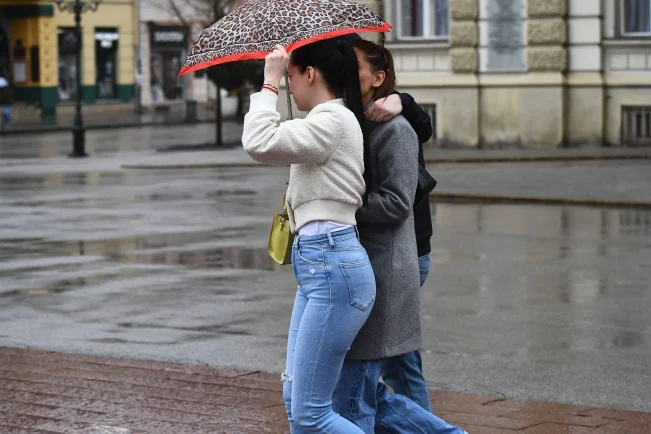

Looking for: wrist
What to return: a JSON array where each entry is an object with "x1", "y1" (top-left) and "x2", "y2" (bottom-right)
[{"x1": 263, "y1": 77, "x2": 281, "y2": 89}]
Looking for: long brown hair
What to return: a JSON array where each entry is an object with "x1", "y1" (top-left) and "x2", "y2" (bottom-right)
[{"x1": 350, "y1": 39, "x2": 396, "y2": 101}]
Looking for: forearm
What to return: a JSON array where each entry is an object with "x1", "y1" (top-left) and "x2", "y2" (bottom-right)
[
  {"x1": 356, "y1": 191, "x2": 411, "y2": 224},
  {"x1": 242, "y1": 92, "x2": 337, "y2": 165},
  {"x1": 242, "y1": 92, "x2": 287, "y2": 165}
]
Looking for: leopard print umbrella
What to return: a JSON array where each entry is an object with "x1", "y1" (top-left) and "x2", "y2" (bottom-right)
[{"x1": 179, "y1": 0, "x2": 390, "y2": 76}]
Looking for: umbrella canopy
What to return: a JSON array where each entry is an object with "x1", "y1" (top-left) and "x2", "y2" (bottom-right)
[{"x1": 179, "y1": 0, "x2": 390, "y2": 76}]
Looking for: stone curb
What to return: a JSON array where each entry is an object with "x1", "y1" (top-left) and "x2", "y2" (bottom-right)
[
  {"x1": 0, "y1": 118, "x2": 216, "y2": 136},
  {"x1": 424, "y1": 153, "x2": 651, "y2": 163},
  {"x1": 121, "y1": 162, "x2": 264, "y2": 170},
  {"x1": 121, "y1": 153, "x2": 651, "y2": 170},
  {"x1": 116, "y1": 162, "x2": 651, "y2": 208},
  {"x1": 431, "y1": 193, "x2": 651, "y2": 209}
]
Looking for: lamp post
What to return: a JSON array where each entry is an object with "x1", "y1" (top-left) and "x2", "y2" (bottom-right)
[{"x1": 53, "y1": 0, "x2": 102, "y2": 158}]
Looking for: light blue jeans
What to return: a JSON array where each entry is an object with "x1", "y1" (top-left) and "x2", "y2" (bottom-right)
[
  {"x1": 334, "y1": 358, "x2": 464, "y2": 434},
  {"x1": 380, "y1": 253, "x2": 432, "y2": 411},
  {"x1": 283, "y1": 227, "x2": 376, "y2": 434}
]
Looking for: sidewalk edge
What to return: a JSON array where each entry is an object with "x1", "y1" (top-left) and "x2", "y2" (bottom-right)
[
  {"x1": 430, "y1": 193, "x2": 651, "y2": 209},
  {"x1": 120, "y1": 153, "x2": 651, "y2": 170},
  {"x1": 0, "y1": 118, "x2": 217, "y2": 135}
]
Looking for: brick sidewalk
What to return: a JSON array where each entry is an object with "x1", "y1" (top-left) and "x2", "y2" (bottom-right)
[{"x1": 0, "y1": 348, "x2": 648, "y2": 434}]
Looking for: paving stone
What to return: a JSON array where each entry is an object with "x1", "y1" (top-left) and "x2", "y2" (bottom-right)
[
  {"x1": 436, "y1": 412, "x2": 543, "y2": 430},
  {"x1": 485, "y1": 400, "x2": 591, "y2": 414},
  {"x1": 578, "y1": 408, "x2": 651, "y2": 424},
  {"x1": 504, "y1": 410, "x2": 609, "y2": 428},
  {"x1": 520, "y1": 423, "x2": 620, "y2": 433},
  {"x1": 454, "y1": 425, "x2": 519, "y2": 434},
  {"x1": 597, "y1": 420, "x2": 651, "y2": 434},
  {"x1": 1, "y1": 347, "x2": 650, "y2": 434},
  {"x1": 430, "y1": 401, "x2": 516, "y2": 417},
  {"x1": 0, "y1": 378, "x2": 279, "y2": 409}
]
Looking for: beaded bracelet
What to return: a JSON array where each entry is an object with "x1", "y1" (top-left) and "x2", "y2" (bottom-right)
[
  {"x1": 261, "y1": 85, "x2": 279, "y2": 95},
  {"x1": 262, "y1": 83, "x2": 280, "y2": 93}
]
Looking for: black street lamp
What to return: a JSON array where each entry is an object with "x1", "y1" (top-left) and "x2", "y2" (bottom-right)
[{"x1": 53, "y1": 0, "x2": 103, "y2": 158}]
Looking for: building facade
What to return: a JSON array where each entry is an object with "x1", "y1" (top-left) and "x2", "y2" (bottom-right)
[
  {"x1": 138, "y1": 0, "x2": 249, "y2": 109},
  {"x1": 347, "y1": 0, "x2": 651, "y2": 147},
  {"x1": 0, "y1": 0, "x2": 136, "y2": 115},
  {"x1": 0, "y1": 1, "x2": 58, "y2": 114},
  {"x1": 138, "y1": 0, "x2": 212, "y2": 108}
]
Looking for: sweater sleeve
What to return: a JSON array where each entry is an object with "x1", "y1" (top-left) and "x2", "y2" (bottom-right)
[
  {"x1": 356, "y1": 119, "x2": 419, "y2": 224},
  {"x1": 242, "y1": 91, "x2": 340, "y2": 166}
]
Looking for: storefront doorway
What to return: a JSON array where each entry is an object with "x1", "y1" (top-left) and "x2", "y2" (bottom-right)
[
  {"x1": 95, "y1": 28, "x2": 119, "y2": 99},
  {"x1": 149, "y1": 25, "x2": 187, "y2": 102},
  {"x1": 0, "y1": 15, "x2": 10, "y2": 79},
  {"x1": 57, "y1": 27, "x2": 78, "y2": 101}
]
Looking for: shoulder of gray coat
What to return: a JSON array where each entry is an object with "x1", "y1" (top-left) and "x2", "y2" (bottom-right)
[{"x1": 373, "y1": 115, "x2": 419, "y2": 147}]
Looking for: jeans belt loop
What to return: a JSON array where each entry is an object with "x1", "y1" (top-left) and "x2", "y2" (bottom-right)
[
  {"x1": 354, "y1": 226, "x2": 360, "y2": 240},
  {"x1": 327, "y1": 231, "x2": 335, "y2": 248}
]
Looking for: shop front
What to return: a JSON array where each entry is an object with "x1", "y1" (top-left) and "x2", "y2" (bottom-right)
[
  {"x1": 53, "y1": 0, "x2": 136, "y2": 105},
  {"x1": 94, "y1": 28, "x2": 119, "y2": 100},
  {"x1": 0, "y1": 18, "x2": 9, "y2": 76},
  {"x1": 57, "y1": 27, "x2": 77, "y2": 102},
  {"x1": 148, "y1": 24, "x2": 187, "y2": 103},
  {"x1": 0, "y1": 2, "x2": 58, "y2": 114}
]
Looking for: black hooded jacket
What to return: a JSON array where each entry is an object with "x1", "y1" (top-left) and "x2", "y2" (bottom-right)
[{"x1": 395, "y1": 92, "x2": 433, "y2": 257}]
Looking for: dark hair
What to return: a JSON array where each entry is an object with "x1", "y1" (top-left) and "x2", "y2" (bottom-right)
[
  {"x1": 350, "y1": 38, "x2": 396, "y2": 101},
  {"x1": 289, "y1": 37, "x2": 366, "y2": 139}
]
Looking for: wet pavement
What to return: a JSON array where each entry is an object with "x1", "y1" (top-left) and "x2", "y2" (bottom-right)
[
  {"x1": 3, "y1": 347, "x2": 651, "y2": 434},
  {"x1": 2, "y1": 125, "x2": 651, "y2": 208},
  {"x1": 0, "y1": 124, "x2": 244, "y2": 160},
  {"x1": 1, "y1": 151, "x2": 651, "y2": 417}
]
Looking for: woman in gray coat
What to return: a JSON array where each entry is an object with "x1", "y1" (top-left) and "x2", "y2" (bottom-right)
[{"x1": 332, "y1": 39, "x2": 466, "y2": 434}]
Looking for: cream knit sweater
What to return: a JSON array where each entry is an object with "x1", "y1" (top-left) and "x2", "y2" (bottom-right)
[{"x1": 242, "y1": 91, "x2": 365, "y2": 232}]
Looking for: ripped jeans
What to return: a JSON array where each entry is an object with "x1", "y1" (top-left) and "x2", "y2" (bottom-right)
[{"x1": 282, "y1": 227, "x2": 376, "y2": 433}]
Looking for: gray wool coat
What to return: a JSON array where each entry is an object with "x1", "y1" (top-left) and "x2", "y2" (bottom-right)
[{"x1": 347, "y1": 115, "x2": 421, "y2": 361}]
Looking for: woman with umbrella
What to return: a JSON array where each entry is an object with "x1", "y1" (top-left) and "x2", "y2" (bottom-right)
[
  {"x1": 180, "y1": 2, "x2": 462, "y2": 432},
  {"x1": 243, "y1": 39, "x2": 376, "y2": 433}
]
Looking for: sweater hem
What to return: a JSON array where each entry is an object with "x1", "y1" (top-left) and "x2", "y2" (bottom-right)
[{"x1": 292, "y1": 200, "x2": 359, "y2": 233}]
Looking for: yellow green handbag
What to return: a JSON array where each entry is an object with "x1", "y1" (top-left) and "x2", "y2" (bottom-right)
[{"x1": 268, "y1": 195, "x2": 294, "y2": 265}]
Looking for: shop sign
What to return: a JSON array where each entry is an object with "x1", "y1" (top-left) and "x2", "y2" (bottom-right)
[
  {"x1": 150, "y1": 26, "x2": 187, "y2": 49},
  {"x1": 95, "y1": 31, "x2": 119, "y2": 49}
]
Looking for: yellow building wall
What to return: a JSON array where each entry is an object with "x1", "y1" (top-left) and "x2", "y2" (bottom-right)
[
  {"x1": 8, "y1": 16, "x2": 56, "y2": 89},
  {"x1": 53, "y1": 0, "x2": 136, "y2": 90},
  {"x1": 2, "y1": 1, "x2": 58, "y2": 112}
]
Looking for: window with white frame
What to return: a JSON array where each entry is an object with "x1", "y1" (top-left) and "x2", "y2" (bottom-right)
[
  {"x1": 397, "y1": 0, "x2": 449, "y2": 40},
  {"x1": 622, "y1": 0, "x2": 651, "y2": 35}
]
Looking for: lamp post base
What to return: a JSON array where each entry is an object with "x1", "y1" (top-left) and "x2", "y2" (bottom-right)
[{"x1": 69, "y1": 128, "x2": 88, "y2": 158}]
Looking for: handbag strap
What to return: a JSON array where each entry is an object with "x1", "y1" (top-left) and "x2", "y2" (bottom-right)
[{"x1": 282, "y1": 193, "x2": 290, "y2": 218}]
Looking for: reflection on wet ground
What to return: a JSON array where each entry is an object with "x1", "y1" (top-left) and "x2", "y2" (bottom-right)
[
  {"x1": 0, "y1": 123, "x2": 244, "y2": 159},
  {"x1": 0, "y1": 166, "x2": 650, "y2": 412}
]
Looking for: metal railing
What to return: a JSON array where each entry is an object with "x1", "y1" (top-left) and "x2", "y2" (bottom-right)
[{"x1": 622, "y1": 106, "x2": 651, "y2": 146}]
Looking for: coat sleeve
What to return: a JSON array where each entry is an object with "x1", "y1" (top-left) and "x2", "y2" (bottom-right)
[
  {"x1": 396, "y1": 92, "x2": 433, "y2": 145},
  {"x1": 242, "y1": 91, "x2": 340, "y2": 166},
  {"x1": 356, "y1": 120, "x2": 419, "y2": 224}
]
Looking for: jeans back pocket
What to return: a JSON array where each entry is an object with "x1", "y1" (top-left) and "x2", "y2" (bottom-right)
[{"x1": 339, "y1": 260, "x2": 376, "y2": 311}]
